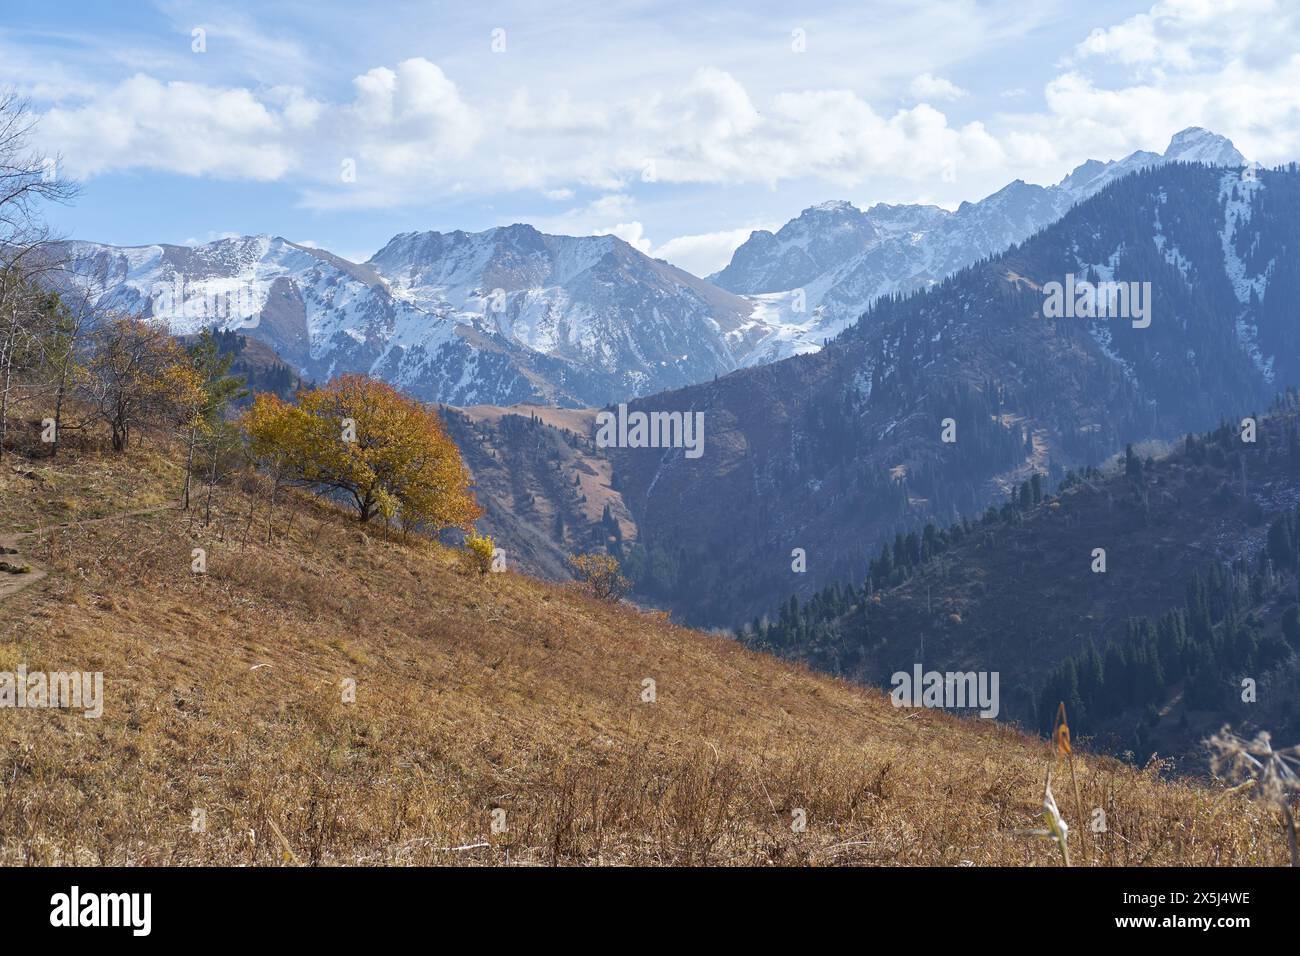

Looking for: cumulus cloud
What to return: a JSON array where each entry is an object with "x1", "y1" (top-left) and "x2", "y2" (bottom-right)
[
  {"x1": 588, "y1": 222, "x2": 774, "y2": 277},
  {"x1": 25, "y1": 1, "x2": 1300, "y2": 221},
  {"x1": 1024, "y1": 0, "x2": 1300, "y2": 168},
  {"x1": 909, "y1": 73, "x2": 967, "y2": 101},
  {"x1": 41, "y1": 74, "x2": 298, "y2": 180},
  {"x1": 36, "y1": 57, "x2": 479, "y2": 195},
  {"x1": 551, "y1": 187, "x2": 767, "y2": 276},
  {"x1": 1074, "y1": 0, "x2": 1282, "y2": 72},
  {"x1": 343, "y1": 58, "x2": 480, "y2": 184},
  {"x1": 613, "y1": 76, "x2": 1004, "y2": 190},
  {"x1": 31, "y1": 54, "x2": 1013, "y2": 207},
  {"x1": 595, "y1": 221, "x2": 652, "y2": 254},
  {"x1": 652, "y1": 227, "x2": 768, "y2": 277}
]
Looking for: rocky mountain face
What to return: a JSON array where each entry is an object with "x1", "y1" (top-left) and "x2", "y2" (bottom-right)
[
  {"x1": 603, "y1": 161, "x2": 1296, "y2": 628},
  {"x1": 50, "y1": 227, "x2": 753, "y2": 408},
  {"x1": 711, "y1": 128, "x2": 1247, "y2": 364},
  {"x1": 710, "y1": 199, "x2": 897, "y2": 296},
  {"x1": 51, "y1": 235, "x2": 555, "y2": 406},
  {"x1": 368, "y1": 224, "x2": 754, "y2": 401}
]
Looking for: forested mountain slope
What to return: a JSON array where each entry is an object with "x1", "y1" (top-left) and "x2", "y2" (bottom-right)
[{"x1": 741, "y1": 407, "x2": 1300, "y2": 771}]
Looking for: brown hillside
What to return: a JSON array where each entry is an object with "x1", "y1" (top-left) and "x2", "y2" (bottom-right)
[{"x1": 0, "y1": 442, "x2": 1288, "y2": 866}]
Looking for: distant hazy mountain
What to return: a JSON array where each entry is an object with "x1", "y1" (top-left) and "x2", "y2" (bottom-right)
[{"x1": 711, "y1": 128, "x2": 1247, "y2": 365}]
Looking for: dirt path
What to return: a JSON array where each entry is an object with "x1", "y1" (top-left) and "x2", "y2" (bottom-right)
[
  {"x1": 0, "y1": 506, "x2": 176, "y2": 604},
  {"x1": 0, "y1": 534, "x2": 46, "y2": 601}
]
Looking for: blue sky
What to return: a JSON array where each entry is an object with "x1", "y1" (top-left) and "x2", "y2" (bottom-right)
[{"x1": 6, "y1": 0, "x2": 1299, "y2": 273}]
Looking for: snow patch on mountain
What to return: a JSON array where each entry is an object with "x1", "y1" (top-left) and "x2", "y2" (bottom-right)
[
  {"x1": 1218, "y1": 170, "x2": 1274, "y2": 383},
  {"x1": 1219, "y1": 171, "x2": 1269, "y2": 305}
]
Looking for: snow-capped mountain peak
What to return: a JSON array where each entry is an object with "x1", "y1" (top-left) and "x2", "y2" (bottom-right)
[
  {"x1": 1164, "y1": 127, "x2": 1245, "y2": 166},
  {"x1": 712, "y1": 127, "x2": 1250, "y2": 366}
]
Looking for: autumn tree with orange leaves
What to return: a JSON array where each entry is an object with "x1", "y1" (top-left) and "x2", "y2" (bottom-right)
[
  {"x1": 242, "y1": 374, "x2": 480, "y2": 534},
  {"x1": 82, "y1": 316, "x2": 196, "y2": 453}
]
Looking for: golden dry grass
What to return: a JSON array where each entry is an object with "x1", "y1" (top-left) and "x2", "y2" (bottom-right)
[{"x1": 0, "y1": 440, "x2": 1291, "y2": 866}]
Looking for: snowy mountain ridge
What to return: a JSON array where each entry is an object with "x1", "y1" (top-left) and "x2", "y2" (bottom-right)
[
  {"x1": 711, "y1": 128, "x2": 1248, "y2": 364},
  {"x1": 48, "y1": 129, "x2": 1250, "y2": 405}
]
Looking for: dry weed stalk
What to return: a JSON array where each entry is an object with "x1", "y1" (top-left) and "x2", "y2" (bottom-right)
[{"x1": 1207, "y1": 727, "x2": 1300, "y2": 866}]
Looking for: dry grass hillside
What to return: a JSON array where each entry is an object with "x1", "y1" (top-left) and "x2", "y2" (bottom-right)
[{"x1": 0, "y1": 437, "x2": 1290, "y2": 866}]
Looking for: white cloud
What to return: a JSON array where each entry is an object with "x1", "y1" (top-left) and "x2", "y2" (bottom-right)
[
  {"x1": 345, "y1": 58, "x2": 480, "y2": 176},
  {"x1": 614, "y1": 78, "x2": 1005, "y2": 190},
  {"x1": 562, "y1": 189, "x2": 767, "y2": 276},
  {"x1": 533, "y1": 193, "x2": 641, "y2": 245},
  {"x1": 268, "y1": 86, "x2": 325, "y2": 130},
  {"x1": 595, "y1": 221, "x2": 652, "y2": 254},
  {"x1": 652, "y1": 227, "x2": 768, "y2": 277},
  {"x1": 585, "y1": 194, "x2": 637, "y2": 219},
  {"x1": 964, "y1": 0, "x2": 1300, "y2": 189},
  {"x1": 1074, "y1": 0, "x2": 1281, "y2": 73},
  {"x1": 41, "y1": 74, "x2": 296, "y2": 180},
  {"x1": 31, "y1": 55, "x2": 1013, "y2": 206},
  {"x1": 909, "y1": 73, "x2": 967, "y2": 101},
  {"x1": 584, "y1": 211, "x2": 777, "y2": 277},
  {"x1": 585, "y1": 222, "x2": 772, "y2": 278},
  {"x1": 35, "y1": 57, "x2": 479, "y2": 196},
  {"x1": 20, "y1": 0, "x2": 1300, "y2": 233}
]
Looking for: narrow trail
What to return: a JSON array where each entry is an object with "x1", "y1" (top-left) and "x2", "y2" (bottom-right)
[{"x1": 0, "y1": 506, "x2": 177, "y2": 604}]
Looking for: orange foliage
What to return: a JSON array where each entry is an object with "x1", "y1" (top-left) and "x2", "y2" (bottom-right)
[{"x1": 242, "y1": 374, "x2": 480, "y2": 530}]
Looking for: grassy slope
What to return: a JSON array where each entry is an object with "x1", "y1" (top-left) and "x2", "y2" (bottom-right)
[{"x1": 0, "y1": 441, "x2": 1289, "y2": 866}]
